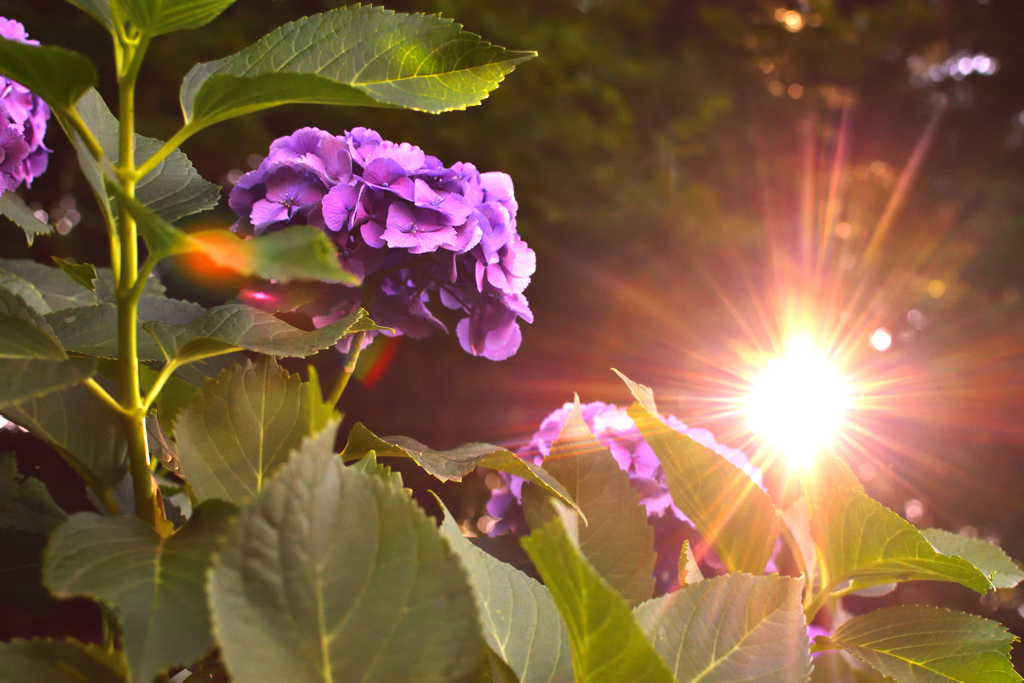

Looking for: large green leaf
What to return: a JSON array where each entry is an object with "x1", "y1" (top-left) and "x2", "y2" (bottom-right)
[
  {"x1": 0, "y1": 191, "x2": 54, "y2": 245},
  {"x1": 0, "y1": 452, "x2": 67, "y2": 534},
  {"x1": 2, "y1": 379, "x2": 127, "y2": 490},
  {"x1": 634, "y1": 574, "x2": 811, "y2": 682},
  {"x1": 0, "y1": 287, "x2": 65, "y2": 360},
  {"x1": 522, "y1": 398, "x2": 656, "y2": 606},
  {"x1": 521, "y1": 503, "x2": 674, "y2": 683},
  {"x1": 120, "y1": 0, "x2": 236, "y2": 36},
  {"x1": 0, "y1": 358, "x2": 97, "y2": 411},
  {"x1": 174, "y1": 357, "x2": 323, "y2": 504},
  {"x1": 177, "y1": 6, "x2": 535, "y2": 133},
  {"x1": 812, "y1": 487, "x2": 993, "y2": 594},
  {"x1": 618, "y1": 372, "x2": 779, "y2": 574},
  {"x1": 436, "y1": 498, "x2": 573, "y2": 683},
  {"x1": 46, "y1": 304, "x2": 167, "y2": 361},
  {"x1": 209, "y1": 422, "x2": 483, "y2": 683},
  {"x1": 0, "y1": 40, "x2": 96, "y2": 111},
  {"x1": 0, "y1": 268, "x2": 54, "y2": 314},
  {"x1": 44, "y1": 501, "x2": 237, "y2": 683},
  {"x1": 147, "y1": 304, "x2": 381, "y2": 362},
  {"x1": 74, "y1": 89, "x2": 221, "y2": 226},
  {"x1": 0, "y1": 258, "x2": 97, "y2": 311},
  {"x1": 922, "y1": 528, "x2": 1024, "y2": 590},
  {"x1": 342, "y1": 422, "x2": 582, "y2": 519},
  {"x1": 816, "y1": 606, "x2": 1020, "y2": 683},
  {"x1": 0, "y1": 638, "x2": 127, "y2": 683}
]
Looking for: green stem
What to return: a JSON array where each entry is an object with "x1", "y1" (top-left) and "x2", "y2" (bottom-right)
[
  {"x1": 134, "y1": 123, "x2": 198, "y2": 180},
  {"x1": 327, "y1": 331, "x2": 365, "y2": 405},
  {"x1": 114, "y1": 35, "x2": 161, "y2": 527},
  {"x1": 83, "y1": 378, "x2": 129, "y2": 418}
]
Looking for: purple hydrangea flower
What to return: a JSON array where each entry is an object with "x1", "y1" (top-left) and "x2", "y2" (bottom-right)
[
  {"x1": 230, "y1": 126, "x2": 535, "y2": 360},
  {"x1": 485, "y1": 401, "x2": 764, "y2": 590},
  {"x1": 0, "y1": 19, "x2": 50, "y2": 190}
]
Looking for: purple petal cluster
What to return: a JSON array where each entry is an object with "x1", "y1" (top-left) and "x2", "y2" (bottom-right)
[
  {"x1": 485, "y1": 401, "x2": 764, "y2": 589},
  {"x1": 229, "y1": 127, "x2": 535, "y2": 360},
  {"x1": 0, "y1": 19, "x2": 50, "y2": 192}
]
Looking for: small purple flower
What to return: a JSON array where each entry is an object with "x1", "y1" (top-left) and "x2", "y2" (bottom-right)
[
  {"x1": 0, "y1": 112, "x2": 30, "y2": 193},
  {"x1": 361, "y1": 158, "x2": 416, "y2": 201},
  {"x1": 249, "y1": 166, "x2": 325, "y2": 231},
  {"x1": 322, "y1": 184, "x2": 362, "y2": 232},
  {"x1": 381, "y1": 203, "x2": 456, "y2": 254}
]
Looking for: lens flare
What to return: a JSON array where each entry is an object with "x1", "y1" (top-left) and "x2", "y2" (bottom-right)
[{"x1": 744, "y1": 337, "x2": 851, "y2": 468}]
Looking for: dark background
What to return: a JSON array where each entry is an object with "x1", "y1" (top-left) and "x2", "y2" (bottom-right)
[{"x1": 3, "y1": 0, "x2": 1024, "y2": 664}]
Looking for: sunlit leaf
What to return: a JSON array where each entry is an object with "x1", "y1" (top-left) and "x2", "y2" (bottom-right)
[
  {"x1": 119, "y1": 0, "x2": 236, "y2": 37},
  {"x1": 44, "y1": 501, "x2": 237, "y2": 683},
  {"x1": 146, "y1": 304, "x2": 381, "y2": 361},
  {"x1": 522, "y1": 398, "x2": 656, "y2": 606},
  {"x1": 619, "y1": 371, "x2": 779, "y2": 574},
  {"x1": 922, "y1": 528, "x2": 1024, "y2": 590},
  {"x1": 0, "y1": 191, "x2": 54, "y2": 244},
  {"x1": 178, "y1": 6, "x2": 535, "y2": 134},
  {"x1": 520, "y1": 502, "x2": 674, "y2": 683},
  {"x1": 342, "y1": 422, "x2": 582, "y2": 519},
  {"x1": 678, "y1": 540, "x2": 703, "y2": 585},
  {"x1": 816, "y1": 605, "x2": 1020, "y2": 683},
  {"x1": 634, "y1": 574, "x2": 811, "y2": 682},
  {"x1": 174, "y1": 357, "x2": 324, "y2": 504},
  {"x1": 210, "y1": 422, "x2": 483, "y2": 683},
  {"x1": 436, "y1": 497, "x2": 573, "y2": 683},
  {"x1": 0, "y1": 638, "x2": 127, "y2": 683},
  {"x1": 812, "y1": 487, "x2": 993, "y2": 594},
  {"x1": 0, "y1": 452, "x2": 67, "y2": 534}
]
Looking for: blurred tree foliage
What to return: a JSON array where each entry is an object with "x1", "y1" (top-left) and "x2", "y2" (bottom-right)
[{"x1": 3, "y1": 0, "x2": 1024, "y2": 653}]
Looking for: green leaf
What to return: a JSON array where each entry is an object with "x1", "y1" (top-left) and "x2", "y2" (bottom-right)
[
  {"x1": 0, "y1": 638, "x2": 127, "y2": 683},
  {"x1": 209, "y1": 421, "x2": 484, "y2": 683},
  {"x1": 64, "y1": 0, "x2": 115, "y2": 33},
  {"x1": 0, "y1": 268, "x2": 53, "y2": 314},
  {"x1": 174, "y1": 357, "x2": 324, "y2": 504},
  {"x1": 0, "y1": 258, "x2": 97, "y2": 311},
  {"x1": 44, "y1": 501, "x2": 237, "y2": 683},
  {"x1": 342, "y1": 422, "x2": 583, "y2": 520},
  {"x1": 52, "y1": 257, "x2": 97, "y2": 292},
  {"x1": 146, "y1": 304, "x2": 381, "y2": 362},
  {"x1": 74, "y1": 89, "x2": 220, "y2": 226},
  {"x1": 922, "y1": 528, "x2": 1024, "y2": 590},
  {"x1": 813, "y1": 487, "x2": 993, "y2": 594},
  {"x1": 522, "y1": 398, "x2": 656, "y2": 606},
  {"x1": 818, "y1": 605, "x2": 1020, "y2": 683},
  {"x1": 521, "y1": 502, "x2": 674, "y2": 683},
  {"x1": 634, "y1": 574, "x2": 811, "y2": 682},
  {"x1": 0, "y1": 288, "x2": 66, "y2": 360},
  {"x1": 436, "y1": 497, "x2": 573, "y2": 683},
  {"x1": 678, "y1": 540, "x2": 703, "y2": 585},
  {"x1": 619, "y1": 372, "x2": 779, "y2": 574},
  {"x1": 0, "y1": 40, "x2": 96, "y2": 111},
  {"x1": 0, "y1": 191, "x2": 54, "y2": 244},
  {"x1": 140, "y1": 364, "x2": 199, "y2": 434},
  {"x1": 119, "y1": 0, "x2": 236, "y2": 37},
  {"x1": 349, "y1": 451, "x2": 404, "y2": 492},
  {"x1": 46, "y1": 304, "x2": 167, "y2": 361},
  {"x1": 0, "y1": 452, "x2": 67, "y2": 533},
  {"x1": 2, "y1": 378, "x2": 126, "y2": 490},
  {"x1": 810, "y1": 652, "x2": 891, "y2": 682},
  {"x1": 179, "y1": 6, "x2": 535, "y2": 132},
  {"x1": 0, "y1": 358, "x2": 97, "y2": 411}
]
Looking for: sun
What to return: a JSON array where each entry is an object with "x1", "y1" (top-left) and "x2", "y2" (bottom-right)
[{"x1": 743, "y1": 337, "x2": 851, "y2": 469}]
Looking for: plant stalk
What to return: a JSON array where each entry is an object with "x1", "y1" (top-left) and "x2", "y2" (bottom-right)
[{"x1": 114, "y1": 35, "x2": 161, "y2": 527}]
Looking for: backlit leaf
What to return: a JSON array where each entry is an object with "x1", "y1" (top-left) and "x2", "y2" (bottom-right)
[
  {"x1": 0, "y1": 40, "x2": 96, "y2": 111},
  {"x1": 119, "y1": 0, "x2": 236, "y2": 37},
  {"x1": 634, "y1": 574, "x2": 811, "y2": 682},
  {"x1": 922, "y1": 528, "x2": 1024, "y2": 590},
  {"x1": 0, "y1": 638, "x2": 127, "y2": 683},
  {"x1": 812, "y1": 487, "x2": 993, "y2": 594},
  {"x1": 210, "y1": 422, "x2": 483, "y2": 683},
  {"x1": 817, "y1": 606, "x2": 1020, "y2": 683},
  {"x1": 436, "y1": 497, "x2": 573, "y2": 683},
  {"x1": 179, "y1": 6, "x2": 535, "y2": 133},
  {"x1": 520, "y1": 502, "x2": 674, "y2": 683},
  {"x1": 522, "y1": 398, "x2": 656, "y2": 606},
  {"x1": 44, "y1": 501, "x2": 237, "y2": 683},
  {"x1": 619, "y1": 372, "x2": 779, "y2": 574}
]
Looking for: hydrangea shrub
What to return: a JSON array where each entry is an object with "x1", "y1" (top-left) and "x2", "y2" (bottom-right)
[{"x1": 0, "y1": 3, "x2": 1019, "y2": 682}]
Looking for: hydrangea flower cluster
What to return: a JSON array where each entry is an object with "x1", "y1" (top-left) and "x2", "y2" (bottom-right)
[
  {"x1": 485, "y1": 401, "x2": 764, "y2": 589},
  {"x1": 0, "y1": 18, "x2": 51, "y2": 192},
  {"x1": 229, "y1": 127, "x2": 535, "y2": 360}
]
